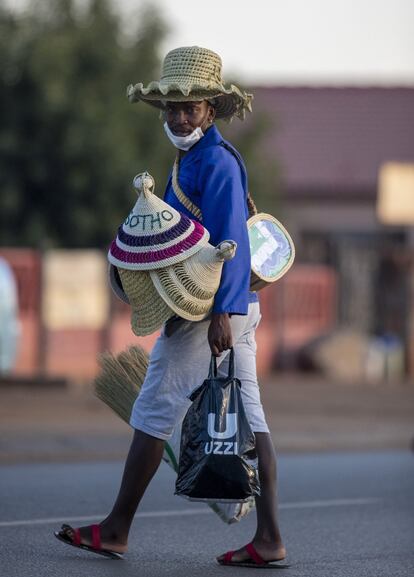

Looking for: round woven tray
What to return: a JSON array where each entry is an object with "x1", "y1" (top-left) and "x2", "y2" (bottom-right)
[{"x1": 248, "y1": 213, "x2": 295, "y2": 292}]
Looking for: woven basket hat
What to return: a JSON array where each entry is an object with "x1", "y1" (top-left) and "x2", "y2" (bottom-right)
[
  {"x1": 119, "y1": 269, "x2": 174, "y2": 336},
  {"x1": 108, "y1": 241, "x2": 237, "y2": 335},
  {"x1": 108, "y1": 172, "x2": 209, "y2": 271},
  {"x1": 127, "y1": 46, "x2": 253, "y2": 121},
  {"x1": 150, "y1": 240, "x2": 237, "y2": 322},
  {"x1": 108, "y1": 264, "x2": 173, "y2": 336}
]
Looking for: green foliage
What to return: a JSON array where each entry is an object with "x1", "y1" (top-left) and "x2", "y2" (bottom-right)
[
  {"x1": 0, "y1": 0, "x2": 280, "y2": 248},
  {"x1": 0, "y1": 0, "x2": 172, "y2": 248}
]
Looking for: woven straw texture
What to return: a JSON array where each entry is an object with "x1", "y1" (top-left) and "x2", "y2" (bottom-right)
[
  {"x1": 94, "y1": 346, "x2": 149, "y2": 423},
  {"x1": 150, "y1": 241, "x2": 236, "y2": 321},
  {"x1": 108, "y1": 264, "x2": 130, "y2": 305},
  {"x1": 248, "y1": 213, "x2": 296, "y2": 291},
  {"x1": 127, "y1": 46, "x2": 252, "y2": 121},
  {"x1": 172, "y1": 157, "x2": 203, "y2": 221},
  {"x1": 118, "y1": 268, "x2": 173, "y2": 336},
  {"x1": 108, "y1": 172, "x2": 209, "y2": 271}
]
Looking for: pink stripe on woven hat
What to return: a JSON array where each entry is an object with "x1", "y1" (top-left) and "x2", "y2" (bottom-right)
[
  {"x1": 115, "y1": 218, "x2": 199, "y2": 254},
  {"x1": 109, "y1": 220, "x2": 206, "y2": 268},
  {"x1": 108, "y1": 172, "x2": 209, "y2": 270}
]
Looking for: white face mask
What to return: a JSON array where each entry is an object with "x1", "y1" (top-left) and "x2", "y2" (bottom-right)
[{"x1": 163, "y1": 122, "x2": 204, "y2": 151}]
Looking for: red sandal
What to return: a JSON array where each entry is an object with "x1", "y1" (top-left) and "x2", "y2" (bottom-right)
[
  {"x1": 218, "y1": 542, "x2": 290, "y2": 569},
  {"x1": 54, "y1": 524, "x2": 124, "y2": 559}
]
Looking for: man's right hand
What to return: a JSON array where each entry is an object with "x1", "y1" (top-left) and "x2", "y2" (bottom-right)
[{"x1": 208, "y1": 313, "x2": 233, "y2": 356}]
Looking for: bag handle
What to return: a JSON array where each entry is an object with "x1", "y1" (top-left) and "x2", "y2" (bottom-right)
[
  {"x1": 172, "y1": 156, "x2": 203, "y2": 221},
  {"x1": 227, "y1": 347, "x2": 235, "y2": 379},
  {"x1": 208, "y1": 348, "x2": 235, "y2": 379},
  {"x1": 209, "y1": 355, "x2": 218, "y2": 378},
  {"x1": 172, "y1": 150, "x2": 252, "y2": 222}
]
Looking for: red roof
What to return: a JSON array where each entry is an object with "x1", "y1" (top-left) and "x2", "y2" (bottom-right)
[{"x1": 231, "y1": 87, "x2": 414, "y2": 195}]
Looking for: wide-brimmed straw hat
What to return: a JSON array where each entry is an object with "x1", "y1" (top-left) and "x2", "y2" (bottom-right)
[
  {"x1": 108, "y1": 172, "x2": 209, "y2": 271},
  {"x1": 117, "y1": 268, "x2": 173, "y2": 336},
  {"x1": 108, "y1": 241, "x2": 237, "y2": 335},
  {"x1": 150, "y1": 240, "x2": 237, "y2": 322},
  {"x1": 108, "y1": 263, "x2": 173, "y2": 336},
  {"x1": 127, "y1": 46, "x2": 253, "y2": 121}
]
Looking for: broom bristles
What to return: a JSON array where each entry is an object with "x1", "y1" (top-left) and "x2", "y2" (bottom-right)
[
  {"x1": 117, "y1": 347, "x2": 149, "y2": 384},
  {"x1": 94, "y1": 345, "x2": 149, "y2": 423}
]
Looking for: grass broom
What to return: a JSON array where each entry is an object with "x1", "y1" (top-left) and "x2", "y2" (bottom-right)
[{"x1": 94, "y1": 345, "x2": 149, "y2": 424}]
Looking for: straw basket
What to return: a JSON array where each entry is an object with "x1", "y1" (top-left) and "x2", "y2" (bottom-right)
[{"x1": 248, "y1": 213, "x2": 295, "y2": 292}]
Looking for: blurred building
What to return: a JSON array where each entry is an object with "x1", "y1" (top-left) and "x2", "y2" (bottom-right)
[
  {"x1": 242, "y1": 86, "x2": 414, "y2": 375},
  {"x1": 1, "y1": 86, "x2": 413, "y2": 383}
]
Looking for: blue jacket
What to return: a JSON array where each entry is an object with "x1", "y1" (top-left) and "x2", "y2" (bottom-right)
[{"x1": 164, "y1": 125, "x2": 258, "y2": 315}]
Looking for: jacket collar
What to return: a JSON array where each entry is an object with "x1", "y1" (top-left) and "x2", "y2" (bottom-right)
[{"x1": 183, "y1": 124, "x2": 223, "y2": 156}]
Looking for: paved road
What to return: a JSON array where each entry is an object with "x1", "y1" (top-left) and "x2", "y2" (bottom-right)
[{"x1": 1, "y1": 451, "x2": 413, "y2": 577}]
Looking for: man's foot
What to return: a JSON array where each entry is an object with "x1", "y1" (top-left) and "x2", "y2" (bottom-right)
[
  {"x1": 217, "y1": 540, "x2": 288, "y2": 567},
  {"x1": 54, "y1": 523, "x2": 127, "y2": 559}
]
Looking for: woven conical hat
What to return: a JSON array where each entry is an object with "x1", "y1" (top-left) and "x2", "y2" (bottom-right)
[
  {"x1": 108, "y1": 172, "x2": 209, "y2": 271},
  {"x1": 150, "y1": 241, "x2": 237, "y2": 321},
  {"x1": 109, "y1": 241, "x2": 236, "y2": 335},
  {"x1": 117, "y1": 268, "x2": 174, "y2": 336},
  {"x1": 108, "y1": 264, "x2": 174, "y2": 336}
]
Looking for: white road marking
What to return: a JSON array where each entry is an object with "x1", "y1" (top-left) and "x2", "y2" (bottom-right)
[
  {"x1": 280, "y1": 497, "x2": 379, "y2": 509},
  {"x1": 0, "y1": 498, "x2": 380, "y2": 528}
]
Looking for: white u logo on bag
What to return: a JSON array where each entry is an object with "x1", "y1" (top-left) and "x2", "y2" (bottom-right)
[{"x1": 207, "y1": 413, "x2": 237, "y2": 440}]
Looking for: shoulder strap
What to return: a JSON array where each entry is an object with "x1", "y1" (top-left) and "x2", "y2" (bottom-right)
[
  {"x1": 171, "y1": 145, "x2": 257, "y2": 223},
  {"x1": 172, "y1": 156, "x2": 203, "y2": 222}
]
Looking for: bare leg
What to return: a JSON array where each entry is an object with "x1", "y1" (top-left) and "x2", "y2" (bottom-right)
[
  {"x1": 217, "y1": 432, "x2": 286, "y2": 563},
  {"x1": 59, "y1": 429, "x2": 164, "y2": 552}
]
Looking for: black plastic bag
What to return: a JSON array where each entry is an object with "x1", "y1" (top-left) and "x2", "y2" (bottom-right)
[{"x1": 175, "y1": 349, "x2": 260, "y2": 502}]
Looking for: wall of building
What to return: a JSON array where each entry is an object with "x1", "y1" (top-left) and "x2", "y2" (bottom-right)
[{"x1": 0, "y1": 248, "x2": 337, "y2": 383}]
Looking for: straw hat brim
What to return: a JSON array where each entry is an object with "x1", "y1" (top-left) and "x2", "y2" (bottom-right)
[
  {"x1": 149, "y1": 252, "x2": 223, "y2": 322},
  {"x1": 151, "y1": 268, "x2": 213, "y2": 322},
  {"x1": 109, "y1": 264, "x2": 130, "y2": 305},
  {"x1": 117, "y1": 268, "x2": 174, "y2": 336},
  {"x1": 127, "y1": 82, "x2": 253, "y2": 121}
]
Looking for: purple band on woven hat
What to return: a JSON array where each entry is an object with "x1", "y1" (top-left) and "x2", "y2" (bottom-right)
[
  {"x1": 110, "y1": 221, "x2": 205, "y2": 265},
  {"x1": 118, "y1": 214, "x2": 193, "y2": 247}
]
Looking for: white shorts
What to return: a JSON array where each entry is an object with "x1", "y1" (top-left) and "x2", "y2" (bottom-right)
[{"x1": 129, "y1": 302, "x2": 269, "y2": 440}]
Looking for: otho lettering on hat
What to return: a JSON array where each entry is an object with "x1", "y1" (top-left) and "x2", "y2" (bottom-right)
[{"x1": 125, "y1": 210, "x2": 174, "y2": 231}]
